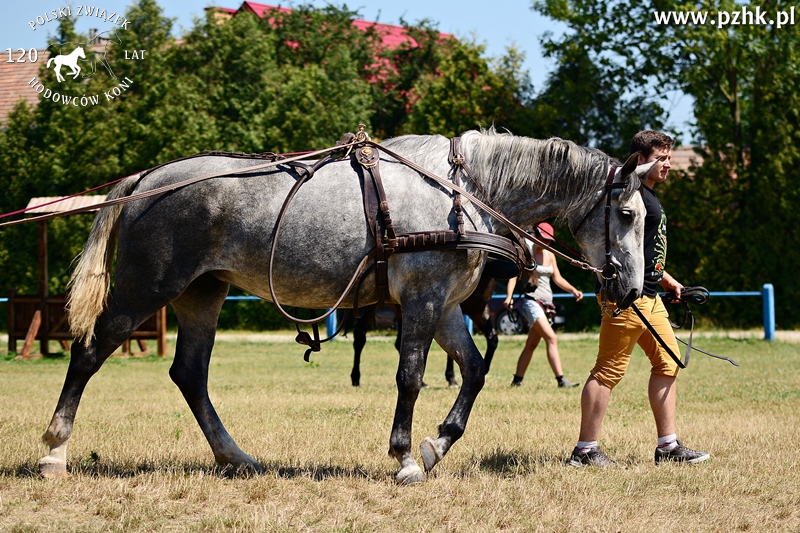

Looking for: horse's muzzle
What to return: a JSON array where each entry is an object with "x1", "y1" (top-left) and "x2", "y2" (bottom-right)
[{"x1": 617, "y1": 288, "x2": 639, "y2": 310}]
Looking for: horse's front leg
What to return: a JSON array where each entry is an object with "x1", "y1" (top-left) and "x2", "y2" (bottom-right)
[
  {"x1": 419, "y1": 306, "x2": 486, "y2": 473},
  {"x1": 388, "y1": 301, "x2": 440, "y2": 484}
]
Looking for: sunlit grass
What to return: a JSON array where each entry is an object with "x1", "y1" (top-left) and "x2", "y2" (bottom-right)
[{"x1": 0, "y1": 334, "x2": 798, "y2": 532}]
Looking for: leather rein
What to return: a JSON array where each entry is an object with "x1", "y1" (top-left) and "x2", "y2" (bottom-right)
[{"x1": 0, "y1": 128, "x2": 649, "y2": 359}]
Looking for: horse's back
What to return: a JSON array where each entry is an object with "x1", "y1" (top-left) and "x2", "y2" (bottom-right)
[{"x1": 111, "y1": 143, "x2": 482, "y2": 307}]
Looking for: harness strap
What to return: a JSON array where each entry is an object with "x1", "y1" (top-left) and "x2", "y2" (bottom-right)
[
  {"x1": 0, "y1": 146, "x2": 355, "y2": 229},
  {"x1": 448, "y1": 138, "x2": 465, "y2": 235},
  {"x1": 267, "y1": 153, "x2": 376, "y2": 326},
  {"x1": 388, "y1": 230, "x2": 526, "y2": 266},
  {"x1": 449, "y1": 137, "x2": 533, "y2": 268},
  {"x1": 355, "y1": 144, "x2": 395, "y2": 306},
  {"x1": 373, "y1": 141, "x2": 592, "y2": 274}
]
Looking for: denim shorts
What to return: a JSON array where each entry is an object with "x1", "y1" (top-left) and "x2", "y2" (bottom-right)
[{"x1": 519, "y1": 297, "x2": 547, "y2": 325}]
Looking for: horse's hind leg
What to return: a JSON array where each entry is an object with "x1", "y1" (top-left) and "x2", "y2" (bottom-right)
[
  {"x1": 39, "y1": 296, "x2": 163, "y2": 477},
  {"x1": 419, "y1": 306, "x2": 486, "y2": 473},
  {"x1": 479, "y1": 318, "x2": 499, "y2": 373},
  {"x1": 168, "y1": 273, "x2": 262, "y2": 475}
]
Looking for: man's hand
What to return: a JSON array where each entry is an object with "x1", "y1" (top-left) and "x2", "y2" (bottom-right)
[{"x1": 660, "y1": 272, "x2": 684, "y2": 302}]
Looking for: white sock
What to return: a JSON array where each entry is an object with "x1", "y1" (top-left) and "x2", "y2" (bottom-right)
[
  {"x1": 576, "y1": 440, "x2": 598, "y2": 453},
  {"x1": 657, "y1": 434, "x2": 678, "y2": 451}
]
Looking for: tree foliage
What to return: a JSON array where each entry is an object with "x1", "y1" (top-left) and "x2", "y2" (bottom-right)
[
  {"x1": 0, "y1": 1, "x2": 534, "y2": 330},
  {"x1": 535, "y1": 0, "x2": 800, "y2": 327}
]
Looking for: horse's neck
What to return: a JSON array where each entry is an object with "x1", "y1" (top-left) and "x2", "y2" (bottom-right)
[
  {"x1": 482, "y1": 181, "x2": 570, "y2": 233},
  {"x1": 479, "y1": 153, "x2": 608, "y2": 232}
]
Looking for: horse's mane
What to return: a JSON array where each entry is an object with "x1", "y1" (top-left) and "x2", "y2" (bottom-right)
[{"x1": 461, "y1": 128, "x2": 627, "y2": 217}]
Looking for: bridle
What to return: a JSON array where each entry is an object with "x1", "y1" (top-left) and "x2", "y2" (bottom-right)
[{"x1": 571, "y1": 164, "x2": 637, "y2": 287}]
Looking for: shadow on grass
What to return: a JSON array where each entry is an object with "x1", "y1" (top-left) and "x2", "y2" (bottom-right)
[
  {"x1": 475, "y1": 448, "x2": 567, "y2": 475},
  {"x1": 0, "y1": 459, "x2": 376, "y2": 481}
]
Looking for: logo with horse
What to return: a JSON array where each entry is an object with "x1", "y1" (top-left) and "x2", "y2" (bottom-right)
[{"x1": 45, "y1": 28, "x2": 125, "y2": 84}]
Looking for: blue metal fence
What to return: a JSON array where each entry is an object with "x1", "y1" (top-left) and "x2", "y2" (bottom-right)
[
  {"x1": 1, "y1": 283, "x2": 776, "y2": 341},
  {"x1": 480, "y1": 283, "x2": 776, "y2": 341}
]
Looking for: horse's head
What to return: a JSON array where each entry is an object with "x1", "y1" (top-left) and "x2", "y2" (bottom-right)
[
  {"x1": 76, "y1": 47, "x2": 85, "y2": 58},
  {"x1": 568, "y1": 152, "x2": 659, "y2": 309}
]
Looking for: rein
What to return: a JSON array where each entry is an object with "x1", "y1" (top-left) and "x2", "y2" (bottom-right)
[
  {"x1": 632, "y1": 287, "x2": 739, "y2": 368},
  {"x1": 370, "y1": 140, "x2": 607, "y2": 276},
  {"x1": 0, "y1": 146, "x2": 354, "y2": 229},
  {"x1": 0, "y1": 127, "x2": 632, "y2": 358}
]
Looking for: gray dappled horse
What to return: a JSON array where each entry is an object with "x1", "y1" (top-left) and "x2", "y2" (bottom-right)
[{"x1": 39, "y1": 130, "x2": 652, "y2": 484}]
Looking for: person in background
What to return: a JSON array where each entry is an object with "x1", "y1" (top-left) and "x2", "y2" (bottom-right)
[
  {"x1": 568, "y1": 130, "x2": 710, "y2": 467},
  {"x1": 504, "y1": 222, "x2": 584, "y2": 388}
]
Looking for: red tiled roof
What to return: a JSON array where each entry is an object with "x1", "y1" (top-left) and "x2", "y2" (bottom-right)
[
  {"x1": 671, "y1": 146, "x2": 703, "y2": 172},
  {"x1": 0, "y1": 52, "x2": 47, "y2": 127},
  {"x1": 0, "y1": 5, "x2": 451, "y2": 128},
  {"x1": 232, "y1": 2, "x2": 451, "y2": 49}
]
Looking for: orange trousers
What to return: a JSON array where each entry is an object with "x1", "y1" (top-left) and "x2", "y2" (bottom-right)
[{"x1": 591, "y1": 295, "x2": 680, "y2": 389}]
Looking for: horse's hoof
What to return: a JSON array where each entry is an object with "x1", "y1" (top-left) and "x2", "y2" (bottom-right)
[
  {"x1": 447, "y1": 380, "x2": 460, "y2": 388},
  {"x1": 234, "y1": 462, "x2": 264, "y2": 477},
  {"x1": 420, "y1": 437, "x2": 443, "y2": 473},
  {"x1": 395, "y1": 464, "x2": 425, "y2": 485},
  {"x1": 38, "y1": 459, "x2": 67, "y2": 479}
]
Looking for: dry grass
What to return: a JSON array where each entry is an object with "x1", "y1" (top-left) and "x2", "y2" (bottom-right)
[{"x1": 1, "y1": 333, "x2": 799, "y2": 532}]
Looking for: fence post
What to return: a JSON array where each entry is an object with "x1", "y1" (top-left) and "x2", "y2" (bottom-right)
[
  {"x1": 762, "y1": 283, "x2": 775, "y2": 341},
  {"x1": 464, "y1": 315, "x2": 473, "y2": 335},
  {"x1": 326, "y1": 311, "x2": 337, "y2": 340}
]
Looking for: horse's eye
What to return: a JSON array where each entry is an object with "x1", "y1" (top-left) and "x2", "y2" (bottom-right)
[{"x1": 620, "y1": 209, "x2": 634, "y2": 220}]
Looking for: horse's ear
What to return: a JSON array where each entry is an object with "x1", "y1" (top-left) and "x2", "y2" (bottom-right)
[
  {"x1": 619, "y1": 152, "x2": 642, "y2": 200},
  {"x1": 620, "y1": 152, "x2": 640, "y2": 180},
  {"x1": 634, "y1": 157, "x2": 661, "y2": 180}
]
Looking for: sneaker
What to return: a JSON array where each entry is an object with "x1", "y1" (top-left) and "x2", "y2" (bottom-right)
[
  {"x1": 568, "y1": 446, "x2": 617, "y2": 468},
  {"x1": 558, "y1": 377, "x2": 580, "y2": 388},
  {"x1": 654, "y1": 440, "x2": 710, "y2": 465}
]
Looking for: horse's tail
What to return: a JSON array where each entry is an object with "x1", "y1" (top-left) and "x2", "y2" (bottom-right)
[
  {"x1": 46, "y1": 57, "x2": 54, "y2": 68},
  {"x1": 67, "y1": 176, "x2": 140, "y2": 345}
]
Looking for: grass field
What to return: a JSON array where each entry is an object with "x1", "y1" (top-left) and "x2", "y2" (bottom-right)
[{"x1": 1, "y1": 332, "x2": 798, "y2": 532}]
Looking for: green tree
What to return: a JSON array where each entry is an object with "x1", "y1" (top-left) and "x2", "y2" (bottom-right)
[
  {"x1": 535, "y1": 0, "x2": 800, "y2": 328},
  {"x1": 0, "y1": 1, "x2": 537, "y2": 331},
  {"x1": 405, "y1": 38, "x2": 534, "y2": 137}
]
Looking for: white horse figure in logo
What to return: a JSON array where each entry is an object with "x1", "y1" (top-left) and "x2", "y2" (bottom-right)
[{"x1": 46, "y1": 46, "x2": 86, "y2": 82}]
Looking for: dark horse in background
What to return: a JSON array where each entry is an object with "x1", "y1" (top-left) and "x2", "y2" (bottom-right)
[
  {"x1": 348, "y1": 263, "x2": 516, "y2": 387},
  {"x1": 39, "y1": 129, "x2": 652, "y2": 484}
]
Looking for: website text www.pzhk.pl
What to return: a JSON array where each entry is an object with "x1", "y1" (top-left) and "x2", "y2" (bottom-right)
[{"x1": 653, "y1": 6, "x2": 796, "y2": 28}]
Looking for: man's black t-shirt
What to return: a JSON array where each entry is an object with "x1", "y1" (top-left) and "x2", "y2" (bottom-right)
[{"x1": 641, "y1": 185, "x2": 667, "y2": 296}]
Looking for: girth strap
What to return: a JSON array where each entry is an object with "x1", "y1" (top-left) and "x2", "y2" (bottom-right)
[{"x1": 388, "y1": 230, "x2": 526, "y2": 267}]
